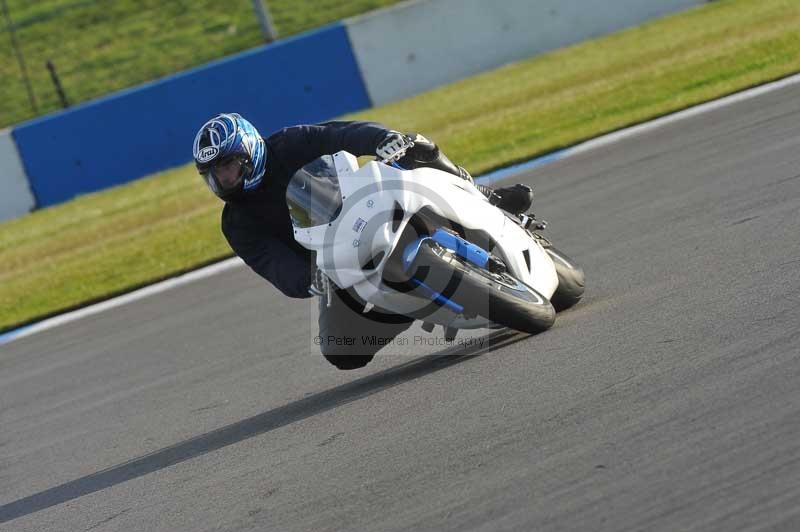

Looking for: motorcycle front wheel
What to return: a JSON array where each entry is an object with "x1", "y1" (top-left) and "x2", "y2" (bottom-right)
[{"x1": 410, "y1": 241, "x2": 556, "y2": 334}]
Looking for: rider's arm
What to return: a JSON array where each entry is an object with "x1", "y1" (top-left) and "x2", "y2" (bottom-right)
[
  {"x1": 268, "y1": 121, "x2": 392, "y2": 174},
  {"x1": 311, "y1": 120, "x2": 392, "y2": 156},
  {"x1": 222, "y1": 207, "x2": 313, "y2": 299}
]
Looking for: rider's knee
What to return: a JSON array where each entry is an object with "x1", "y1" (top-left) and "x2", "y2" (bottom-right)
[{"x1": 322, "y1": 353, "x2": 375, "y2": 370}]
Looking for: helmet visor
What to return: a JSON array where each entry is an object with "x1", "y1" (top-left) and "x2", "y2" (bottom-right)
[
  {"x1": 200, "y1": 155, "x2": 249, "y2": 198},
  {"x1": 213, "y1": 156, "x2": 244, "y2": 188}
]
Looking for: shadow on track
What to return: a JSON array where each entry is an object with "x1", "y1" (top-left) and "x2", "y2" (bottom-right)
[{"x1": 0, "y1": 329, "x2": 527, "y2": 524}]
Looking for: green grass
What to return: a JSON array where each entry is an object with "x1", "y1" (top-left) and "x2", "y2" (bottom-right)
[
  {"x1": 0, "y1": 0, "x2": 400, "y2": 128},
  {"x1": 349, "y1": 0, "x2": 800, "y2": 172},
  {"x1": 2, "y1": 0, "x2": 799, "y2": 331}
]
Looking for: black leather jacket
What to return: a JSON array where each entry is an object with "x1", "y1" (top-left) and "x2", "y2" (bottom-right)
[{"x1": 221, "y1": 121, "x2": 391, "y2": 298}]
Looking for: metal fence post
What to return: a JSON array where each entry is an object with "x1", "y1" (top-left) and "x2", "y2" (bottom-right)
[
  {"x1": 46, "y1": 60, "x2": 69, "y2": 109},
  {"x1": 1, "y1": 0, "x2": 38, "y2": 113},
  {"x1": 251, "y1": 0, "x2": 278, "y2": 43}
]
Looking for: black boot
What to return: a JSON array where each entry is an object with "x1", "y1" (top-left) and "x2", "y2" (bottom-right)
[{"x1": 476, "y1": 183, "x2": 533, "y2": 215}]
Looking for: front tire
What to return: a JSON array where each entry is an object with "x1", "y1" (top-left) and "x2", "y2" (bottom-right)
[{"x1": 412, "y1": 242, "x2": 555, "y2": 334}]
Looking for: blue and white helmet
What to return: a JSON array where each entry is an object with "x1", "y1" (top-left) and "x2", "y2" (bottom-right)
[{"x1": 193, "y1": 113, "x2": 267, "y2": 201}]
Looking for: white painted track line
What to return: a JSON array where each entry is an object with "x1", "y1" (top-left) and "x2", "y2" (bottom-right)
[
  {"x1": 0, "y1": 258, "x2": 244, "y2": 345},
  {"x1": 477, "y1": 73, "x2": 800, "y2": 185}
]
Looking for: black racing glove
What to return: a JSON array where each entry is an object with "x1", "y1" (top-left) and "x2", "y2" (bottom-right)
[{"x1": 376, "y1": 131, "x2": 414, "y2": 163}]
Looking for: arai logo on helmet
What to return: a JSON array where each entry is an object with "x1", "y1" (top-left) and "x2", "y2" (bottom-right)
[{"x1": 198, "y1": 146, "x2": 219, "y2": 163}]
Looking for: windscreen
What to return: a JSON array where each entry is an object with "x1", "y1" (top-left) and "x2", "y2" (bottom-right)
[{"x1": 286, "y1": 155, "x2": 343, "y2": 228}]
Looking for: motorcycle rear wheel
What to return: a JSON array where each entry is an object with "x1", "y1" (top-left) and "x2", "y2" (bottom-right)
[{"x1": 545, "y1": 246, "x2": 585, "y2": 311}]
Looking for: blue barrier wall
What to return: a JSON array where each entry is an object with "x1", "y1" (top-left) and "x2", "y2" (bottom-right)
[{"x1": 12, "y1": 23, "x2": 371, "y2": 208}]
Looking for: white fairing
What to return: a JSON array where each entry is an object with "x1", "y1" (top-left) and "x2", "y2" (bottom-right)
[{"x1": 292, "y1": 151, "x2": 558, "y2": 329}]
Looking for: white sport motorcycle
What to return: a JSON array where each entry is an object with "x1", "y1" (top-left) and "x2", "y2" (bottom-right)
[{"x1": 287, "y1": 151, "x2": 584, "y2": 337}]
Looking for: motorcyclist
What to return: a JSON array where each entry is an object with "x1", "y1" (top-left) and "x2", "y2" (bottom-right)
[{"x1": 192, "y1": 113, "x2": 534, "y2": 370}]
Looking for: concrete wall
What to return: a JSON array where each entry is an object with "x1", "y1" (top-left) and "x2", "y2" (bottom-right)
[
  {"x1": 346, "y1": 0, "x2": 705, "y2": 105},
  {"x1": 0, "y1": 129, "x2": 35, "y2": 222},
  {"x1": 12, "y1": 23, "x2": 370, "y2": 208}
]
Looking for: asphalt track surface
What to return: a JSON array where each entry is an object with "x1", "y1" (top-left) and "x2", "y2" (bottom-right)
[{"x1": 3, "y1": 84, "x2": 800, "y2": 532}]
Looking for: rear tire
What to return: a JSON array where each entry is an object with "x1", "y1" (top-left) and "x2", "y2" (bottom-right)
[
  {"x1": 546, "y1": 246, "x2": 585, "y2": 311},
  {"x1": 412, "y1": 242, "x2": 555, "y2": 334}
]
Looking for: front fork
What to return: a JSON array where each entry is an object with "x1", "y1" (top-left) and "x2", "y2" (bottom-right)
[
  {"x1": 402, "y1": 228, "x2": 494, "y2": 273},
  {"x1": 399, "y1": 228, "x2": 509, "y2": 314}
]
